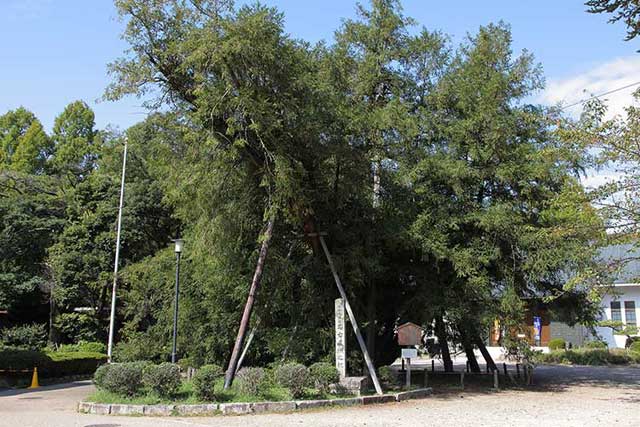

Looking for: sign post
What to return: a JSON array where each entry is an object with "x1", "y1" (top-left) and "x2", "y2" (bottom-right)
[
  {"x1": 401, "y1": 348, "x2": 417, "y2": 389},
  {"x1": 335, "y1": 298, "x2": 347, "y2": 378}
]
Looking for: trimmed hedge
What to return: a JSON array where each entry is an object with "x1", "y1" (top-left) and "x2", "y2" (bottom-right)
[
  {"x1": 275, "y1": 362, "x2": 308, "y2": 398},
  {"x1": 548, "y1": 338, "x2": 566, "y2": 350},
  {"x1": 583, "y1": 340, "x2": 607, "y2": 349},
  {"x1": 99, "y1": 361, "x2": 150, "y2": 396},
  {"x1": 143, "y1": 363, "x2": 181, "y2": 397},
  {"x1": 0, "y1": 348, "x2": 107, "y2": 378},
  {"x1": 193, "y1": 364, "x2": 223, "y2": 401},
  {"x1": 535, "y1": 348, "x2": 640, "y2": 365}
]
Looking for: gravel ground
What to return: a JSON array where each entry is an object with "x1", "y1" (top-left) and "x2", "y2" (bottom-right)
[{"x1": 1, "y1": 364, "x2": 638, "y2": 427}]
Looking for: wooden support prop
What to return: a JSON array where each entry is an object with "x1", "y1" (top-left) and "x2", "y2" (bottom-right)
[
  {"x1": 224, "y1": 218, "x2": 275, "y2": 389},
  {"x1": 432, "y1": 360, "x2": 435, "y2": 372},
  {"x1": 503, "y1": 362, "x2": 507, "y2": 376},
  {"x1": 318, "y1": 236, "x2": 383, "y2": 395},
  {"x1": 405, "y1": 358, "x2": 411, "y2": 389},
  {"x1": 460, "y1": 371, "x2": 465, "y2": 389},
  {"x1": 235, "y1": 324, "x2": 257, "y2": 374},
  {"x1": 493, "y1": 369, "x2": 499, "y2": 389},
  {"x1": 516, "y1": 363, "x2": 520, "y2": 379}
]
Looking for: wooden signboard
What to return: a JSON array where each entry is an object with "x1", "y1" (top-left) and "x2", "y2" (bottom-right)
[{"x1": 397, "y1": 322, "x2": 424, "y2": 346}]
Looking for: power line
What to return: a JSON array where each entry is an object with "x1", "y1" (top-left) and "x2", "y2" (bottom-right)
[{"x1": 560, "y1": 80, "x2": 640, "y2": 111}]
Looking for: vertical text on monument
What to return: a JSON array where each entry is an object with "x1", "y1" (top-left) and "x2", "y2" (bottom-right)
[{"x1": 335, "y1": 298, "x2": 346, "y2": 378}]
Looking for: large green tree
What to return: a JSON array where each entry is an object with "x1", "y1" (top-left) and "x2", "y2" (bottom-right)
[
  {"x1": 102, "y1": 1, "x2": 606, "y2": 377},
  {"x1": 0, "y1": 107, "x2": 52, "y2": 174}
]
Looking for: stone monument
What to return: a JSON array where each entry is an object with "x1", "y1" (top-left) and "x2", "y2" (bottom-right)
[{"x1": 335, "y1": 298, "x2": 346, "y2": 378}]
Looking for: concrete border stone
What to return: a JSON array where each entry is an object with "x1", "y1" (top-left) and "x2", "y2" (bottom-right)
[
  {"x1": 395, "y1": 388, "x2": 432, "y2": 401},
  {"x1": 174, "y1": 404, "x2": 218, "y2": 415},
  {"x1": 295, "y1": 399, "x2": 333, "y2": 410},
  {"x1": 219, "y1": 402, "x2": 251, "y2": 415},
  {"x1": 362, "y1": 394, "x2": 397, "y2": 405},
  {"x1": 251, "y1": 401, "x2": 296, "y2": 413},
  {"x1": 110, "y1": 404, "x2": 144, "y2": 415},
  {"x1": 78, "y1": 387, "x2": 432, "y2": 417},
  {"x1": 143, "y1": 404, "x2": 176, "y2": 416}
]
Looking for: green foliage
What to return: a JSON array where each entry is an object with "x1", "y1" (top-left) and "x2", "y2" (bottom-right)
[
  {"x1": 192, "y1": 364, "x2": 223, "y2": 401},
  {"x1": 308, "y1": 362, "x2": 339, "y2": 392},
  {"x1": 377, "y1": 366, "x2": 397, "y2": 387},
  {"x1": 0, "y1": 107, "x2": 52, "y2": 174},
  {"x1": 548, "y1": 338, "x2": 566, "y2": 351},
  {"x1": 99, "y1": 361, "x2": 150, "y2": 396},
  {"x1": 583, "y1": 340, "x2": 607, "y2": 349},
  {"x1": 49, "y1": 100, "x2": 99, "y2": 181},
  {"x1": 54, "y1": 313, "x2": 100, "y2": 344},
  {"x1": 274, "y1": 362, "x2": 308, "y2": 398},
  {"x1": 93, "y1": 363, "x2": 112, "y2": 389},
  {"x1": 629, "y1": 341, "x2": 640, "y2": 353},
  {"x1": 0, "y1": 348, "x2": 106, "y2": 377},
  {"x1": 235, "y1": 367, "x2": 266, "y2": 396},
  {"x1": 586, "y1": 0, "x2": 640, "y2": 42},
  {"x1": 0, "y1": 323, "x2": 47, "y2": 350},
  {"x1": 142, "y1": 363, "x2": 181, "y2": 397},
  {"x1": 535, "y1": 348, "x2": 639, "y2": 365}
]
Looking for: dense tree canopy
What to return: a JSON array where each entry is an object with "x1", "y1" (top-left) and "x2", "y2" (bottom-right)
[{"x1": 0, "y1": 1, "x2": 611, "y2": 377}]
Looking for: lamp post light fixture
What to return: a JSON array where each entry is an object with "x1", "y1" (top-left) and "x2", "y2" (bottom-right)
[{"x1": 171, "y1": 238, "x2": 184, "y2": 363}]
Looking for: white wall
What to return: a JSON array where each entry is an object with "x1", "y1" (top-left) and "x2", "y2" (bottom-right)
[{"x1": 594, "y1": 284, "x2": 640, "y2": 348}]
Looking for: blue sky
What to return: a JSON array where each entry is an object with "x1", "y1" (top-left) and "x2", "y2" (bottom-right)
[{"x1": 1, "y1": 0, "x2": 638, "y2": 134}]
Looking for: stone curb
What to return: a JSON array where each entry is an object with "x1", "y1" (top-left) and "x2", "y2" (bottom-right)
[{"x1": 78, "y1": 387, "x2": 432, "y2": 417}]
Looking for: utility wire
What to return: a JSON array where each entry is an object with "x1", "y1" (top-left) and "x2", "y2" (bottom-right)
[{"x1": 560, "y1": 80, "x2": 640, "y2": 110}]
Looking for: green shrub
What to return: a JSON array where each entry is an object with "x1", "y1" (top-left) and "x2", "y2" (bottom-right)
[
  {"x1": 112, "y1": 334, "x2": 164, "y2": 363},
  {"x1": 192, "y1": 364, "x2": 223, "y2": 401},
  {"x1": 535, "y1": 348, "x2": 633, "y2": 365},
  {"x1": 0, "y1": 324, "x2": 47, "y2": 350},
  {"x1": 142, "y1": 363, "x2": 181, "y2": 397},
  {"x1": 0, "y1": 348, "x2": 106, "y2": 378},
  {"x1": 236, "y1": 367, "x2": 266, "y2": 396},
  {"x1": 629, "y1": 341, "x2": 640, "y2": 353},
  {"x1": 548, "y1": 338, "x2": 566, "y2": 351},
  {"x1": 53, "y1": 313, "x2": 98, "y2": 344},
  {"x1": 100, "y1": 361, "x2": 150, "y2": 396},
  {"x1": 93, "y1": 364, "x2": 112, "y2": 389},
  {"x1": 309, "y1": 362, "x2": 339, "y2": 392},
  {"x1": 377, "y1": 366, "x2": 397, "y2": 387},
  {"x1": 583, "y1": 340, "x2": 607, "y2": 349},
  {"x1": 275, "y1": 362, "x2": 308, "y2": 398},
  {"x1": 59, "y1": 341, "x2": 107, "y2": 354}
]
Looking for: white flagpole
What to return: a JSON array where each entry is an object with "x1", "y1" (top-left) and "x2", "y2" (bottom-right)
[{"x1": 107, "y1": 138, "x2": 128, "y2": 363}]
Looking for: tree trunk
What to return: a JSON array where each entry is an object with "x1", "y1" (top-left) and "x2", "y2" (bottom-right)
[
  {"x1": 460, "y1": 326, "x2": 480, "y2": 373},
  {"x1": 435, "y1": 315, "x2": 453, "y2": 372},
  {"x1": 223, "y1": 217, "x2": 275, "y2": 389},
  {"x1": 476, "y1": 337, "x2": 498, "y2": 372}
]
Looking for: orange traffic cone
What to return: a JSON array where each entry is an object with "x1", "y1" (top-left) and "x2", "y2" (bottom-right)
[{"x1": 28, "y1": 367, "x2": 39, "y2": 389}]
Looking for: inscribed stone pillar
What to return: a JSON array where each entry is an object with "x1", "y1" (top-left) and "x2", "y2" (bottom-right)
[{"x1": 335, "y1": 298, "x2": 346, "y2": 378}]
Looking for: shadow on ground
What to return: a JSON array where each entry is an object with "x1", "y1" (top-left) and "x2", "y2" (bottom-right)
[
  {"x1": 411, "y1": 364, "x2": 640, "y2": 400},
  {"x1": 0, "y1": 380, "x2": 92, "y2": 397}
]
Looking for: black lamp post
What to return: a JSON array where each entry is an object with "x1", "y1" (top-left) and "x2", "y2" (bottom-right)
[{"x1": 171, "y1": 238, "x2": 183, "y2": 363}]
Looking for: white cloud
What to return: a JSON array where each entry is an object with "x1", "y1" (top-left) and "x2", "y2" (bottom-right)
[
  {"x1": 580, "y1": 170, "x2": 623, "y2": 190},
  {"x1": 538, "y1": 56, "x2": 640, "y2": 119}
]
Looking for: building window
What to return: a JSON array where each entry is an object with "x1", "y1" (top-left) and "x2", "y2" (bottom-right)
[
  {"x1": 611, "y1": 301, "x2": 622, "y2": 322},
  {"x1": 624, "y1": 301, "x2": 636, "y2": 326}
]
